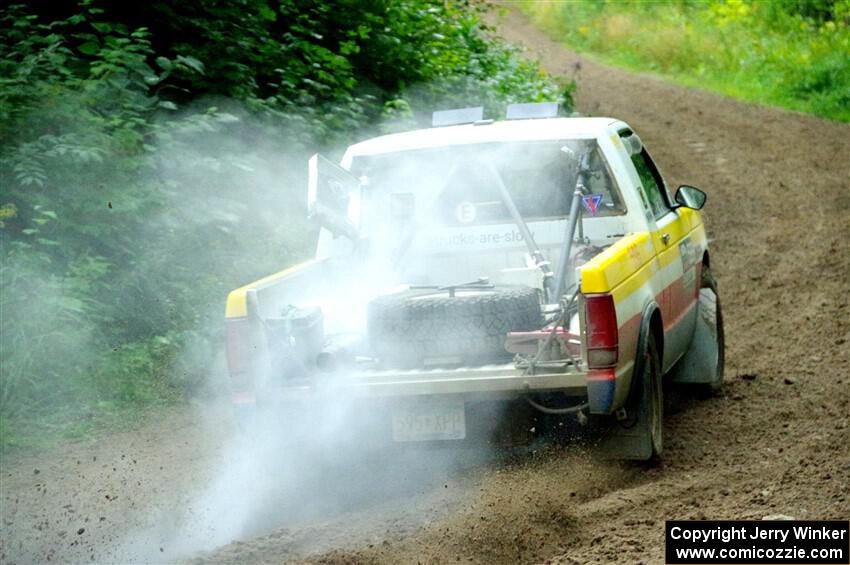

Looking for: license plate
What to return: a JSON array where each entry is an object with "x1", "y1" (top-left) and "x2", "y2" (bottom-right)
[{"x1": 391, "y1": 398, "x2": 466, "y2": 442}]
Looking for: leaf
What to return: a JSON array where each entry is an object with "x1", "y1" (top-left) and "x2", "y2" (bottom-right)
[
  {"x1": 40, "y1": 210, "x2": 57, "y2": 219},
  {"x1": 157, "y1": 100, "x2": 178, "y2": 111},
  {"x1": 0, "y1": 204, "x2": 17, "y2": 220},
  {"x1": 155, "y1": 56, "x2": 172, "y2": 71},
  {"x1": 19, "y1": 175, "x2": 45, "y2": 187},
  {"x1": 21, "y1": 229, "x2": 38, "y2": 235},
  {"x1": 214, "y1": 112, "x2": 240, "y2": 123},
  {"x1": 176, "y1": 55, "x2": 205, "y2": 75},
  {"x1": 91, "y1": 22, "x2": 112, "y2": 34},
  {"x1": 78, "y1": 41, "x2": 99, "y2": 56},
  {"x1": 259, "y1": 5, "x2": 277, "y2": 22},
  {"x1": 57, "y1": 296, "x2": 84, "y2": 313}
]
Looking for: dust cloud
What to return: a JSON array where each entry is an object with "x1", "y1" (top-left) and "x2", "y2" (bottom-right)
[
  {"x1": 85, "y1": 112, "x2": 506, "y2": 562},
  {"x1": 2, "y1": 102, "x2": 600, "y2": 564}
]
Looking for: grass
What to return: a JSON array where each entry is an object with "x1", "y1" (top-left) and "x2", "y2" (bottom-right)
[
  {"x1": 0, "y1": 398, "x2": 176, "y2": 454},
  {"x1": 517, "y1": 0, "x2": 850, "y2": 122},
  {"x1": 0, "y1": 339, "x2": 195, "y2": 453}
]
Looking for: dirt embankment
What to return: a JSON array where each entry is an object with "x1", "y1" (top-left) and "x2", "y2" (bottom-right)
[{"x1": 2, "y1": 6, "x2": 848, "y2": 565}]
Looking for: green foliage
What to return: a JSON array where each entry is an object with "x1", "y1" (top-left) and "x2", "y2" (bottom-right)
[
  {"x1": 521, "y1": 0, "x2": 850, "y2": 122},
  {"x1": 0, "y1": 1, "x2": 563, "y2": 449}
]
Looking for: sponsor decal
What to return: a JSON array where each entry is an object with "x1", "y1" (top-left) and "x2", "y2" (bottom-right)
[
  {"x1": 679, "y1": 237, "x2": 698, "y2": 291},
  {"x1": 455, "y1": 201, "x2": 477, "y2": 224},
  {"x1": 425, "y1": 229, "x2": 531, "y2": 248},
  {"x1": 582, "y1": 194, "x2": 604, "y2": 216},
  {"x1": 627, "y1": 242, "x2": 643, "y2": 264}
]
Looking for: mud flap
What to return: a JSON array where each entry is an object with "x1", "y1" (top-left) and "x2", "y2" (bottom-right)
[
  {"x1": 595, "y1": 316, "x2": 662, "y2": 462},
  {"x1": 595, "y1": 418, "x2": 655, "y2": 461},
  {"x1": 594, "y1": 366, "x2": 658, "y2": 461}
]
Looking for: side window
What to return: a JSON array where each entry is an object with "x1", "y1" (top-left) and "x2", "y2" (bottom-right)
[
  {"x1": 631, "y1": 150, "x2": 668, "y2": 219},
  {"x1": 618, "y1": 129, "x2": 671, "y2": 220}
]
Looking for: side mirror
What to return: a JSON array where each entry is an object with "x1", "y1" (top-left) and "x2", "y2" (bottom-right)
[
  {"x1": 674, "y1": 185, "x2": 707, "y2": 210},
  {"x1": 307, "y1": 154, "x2": 360, "y2": 240}
]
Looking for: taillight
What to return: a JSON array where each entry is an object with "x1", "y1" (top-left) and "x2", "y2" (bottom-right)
[
  {"x1": 225, "y1": 317, "x2": 251, "y2": 381},
  {"x1": 585, "y1": 294, "x2": 619, "y2": 368}
]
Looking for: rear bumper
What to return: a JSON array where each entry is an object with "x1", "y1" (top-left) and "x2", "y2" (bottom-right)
[
  {"x1": 345, "y1": 364, "x2": 588, "y2": 397},
  {"x1": 238, "y1": 363, "x2": 590, "y2": 405},
  {"x1": 231, "y1": 364, "x2": 632, "y2": 446},
  {"x1": 234, "y1": 359, "x2": 638, "y2": 416}
]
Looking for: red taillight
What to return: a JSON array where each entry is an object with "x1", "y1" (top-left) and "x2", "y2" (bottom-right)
[
  {"x1": 225, "y1": 318, "x2": 255, "y2": 403},
  {"x1": 585, "y1": 294, "x2": 619, "y2": 368},
  {"x1": 225, "y1": 317, "x2": 251, "y2": 380}
]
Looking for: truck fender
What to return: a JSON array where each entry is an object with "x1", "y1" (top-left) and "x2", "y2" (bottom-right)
[
  {"x1": 668, "y1": 263, "x2": 724, "y2": 388},
  {"x1": 618, "y1": 301, "x2": 662, "y2": 412},
  {"x1": 590, "y1": 300, "x2": 661, "y2": 415}
]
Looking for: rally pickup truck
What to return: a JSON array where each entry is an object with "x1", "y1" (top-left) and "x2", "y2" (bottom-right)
[{"x1": 224, "y1": 104, "x2": 724, "y2": 460}]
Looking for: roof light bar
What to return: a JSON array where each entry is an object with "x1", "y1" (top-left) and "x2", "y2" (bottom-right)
[
  {"x1": 432, "y1": 106, "x2": 484, "y2": 127},
  {"x1": 506, "y1": 102, "x2": 560, "y2": 120}
]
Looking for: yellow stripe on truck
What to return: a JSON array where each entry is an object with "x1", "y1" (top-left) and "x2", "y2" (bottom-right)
[
  {"x1": 581, "y1": 208, "x2": 706, "y2": 294},
  {"x1": 580, "y1": 232, "x2": 654, "y2": 294},
  {"x1": 225, "y1": 259, "x2": 321, "y2": 318},
  {"x1": 650, "y1": 208, "x2": 704, "y2": 267}
]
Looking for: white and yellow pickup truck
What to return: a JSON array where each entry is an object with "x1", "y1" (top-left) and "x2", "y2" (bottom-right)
[{"x1": 224, "y1": 105, "x2": 723, "y2": 460}]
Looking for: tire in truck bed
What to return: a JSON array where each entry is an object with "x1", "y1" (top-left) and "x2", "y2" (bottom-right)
[{"x1": 367, "y1": 285, "x2": 543, "y2": 367}]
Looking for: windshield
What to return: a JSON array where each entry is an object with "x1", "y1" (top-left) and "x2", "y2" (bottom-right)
[{"x1": 351, "y1": 140, "x2": 625, "y2": 232}]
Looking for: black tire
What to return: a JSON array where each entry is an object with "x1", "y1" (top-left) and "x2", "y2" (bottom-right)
[
  {"x1": 698, "y1": 266, "x2": 725, "y2": 395},
  {"x1": 367, "y1": 285, "x2": 542, "y2": 367},
  {"x1": 614, "y1": 330, "x2": 663, "y2": 461},
  {"x1": 639, "y1": 332, "x2": 664, "y2": 460}
]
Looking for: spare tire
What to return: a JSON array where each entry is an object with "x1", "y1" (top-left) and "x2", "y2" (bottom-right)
[{"x1": 367, "y1": 285, "x2": 542, "y2": 367}]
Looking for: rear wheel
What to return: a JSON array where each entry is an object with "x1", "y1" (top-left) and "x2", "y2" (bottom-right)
[
  {"x1": 638, "y1": 332, "x2": 664, "y2": 460},
  {"x1": 599, "y1": 330, "x2": 663, "y2": 461}
]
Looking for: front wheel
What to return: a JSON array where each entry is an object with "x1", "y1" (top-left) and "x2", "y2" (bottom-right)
[
  {"x1": 667, "y1": 264, "x2": 726, "y2": 396},
  {"x1": 697, "y1": 266, "x2": 725, "y2": 395},
  {"x1": 638, "y1": 332, "x2": 664, "y2": 460}
]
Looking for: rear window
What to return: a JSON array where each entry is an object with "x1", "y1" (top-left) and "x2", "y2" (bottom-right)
[{"x1": 351, "y1": 140, "x2": 625, "y2": 228}]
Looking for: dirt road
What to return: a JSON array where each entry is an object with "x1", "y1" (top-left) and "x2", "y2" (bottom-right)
[{"x1": 2, "y1": 7, "x2": 848, "y2": 565}]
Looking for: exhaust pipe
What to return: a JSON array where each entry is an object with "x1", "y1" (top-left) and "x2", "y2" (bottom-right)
[{"x1": 316, "y1": 345, "x2": 353, "y2": 372}]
